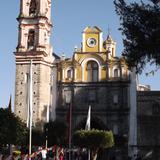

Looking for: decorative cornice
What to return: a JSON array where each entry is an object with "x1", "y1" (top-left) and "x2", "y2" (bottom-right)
[
  {"x1": 15, "y1": 58, "x2": 54, "y2": 67},
  {"x1": 17, "y1": 16, "x2": 52, "y2": 27},
  {"x1": 14, "y1": 51, "x2": 48, "y2": 57}
]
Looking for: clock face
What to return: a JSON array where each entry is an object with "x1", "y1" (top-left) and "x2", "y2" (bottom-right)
[{"x1": 87, "y1": 38, "x2": 97, "y2": 47}]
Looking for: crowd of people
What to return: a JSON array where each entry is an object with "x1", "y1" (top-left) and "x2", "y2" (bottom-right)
[
  {"x1": 0, "y1": 146, "x2": 65, "y2": 160},
  {"x1": 0, "y1": 146, "x2": 89, "y2": 160}
]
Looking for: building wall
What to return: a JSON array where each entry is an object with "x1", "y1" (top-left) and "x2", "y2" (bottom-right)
[
  {"x1": 137, "y1": 91, "x2": 160, "y2": 159},
  {"x1": 14, "y1": 61, "x2": 53, "y2": 125}
]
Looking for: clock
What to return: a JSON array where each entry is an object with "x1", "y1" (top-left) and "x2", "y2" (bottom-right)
[{"x1": 87, "y1": 38, "x2": 97, "y2": 47}]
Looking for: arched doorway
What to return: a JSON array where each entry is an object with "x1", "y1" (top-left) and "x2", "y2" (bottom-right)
[{"x1": 75, "y1": 117, "x2": 107, "y2": 131}]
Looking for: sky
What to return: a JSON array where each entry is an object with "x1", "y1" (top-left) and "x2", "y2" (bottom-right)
[{"x1": 0, "y1": 0, "x2": 160, "y2": 107}]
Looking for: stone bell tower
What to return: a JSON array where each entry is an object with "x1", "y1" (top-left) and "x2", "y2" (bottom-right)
[{"x1": 14, "y1": 0, "x2": 54, "y2": 126}]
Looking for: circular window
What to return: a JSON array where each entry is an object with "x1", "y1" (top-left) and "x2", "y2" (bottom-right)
[{"x1": 87, "y1": 38, "x2": 97, "y2": 47}]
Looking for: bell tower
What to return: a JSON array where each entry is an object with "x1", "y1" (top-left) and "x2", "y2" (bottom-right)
[{"x1": 14, "y1": 0, "x2": 54, "y2": 126}]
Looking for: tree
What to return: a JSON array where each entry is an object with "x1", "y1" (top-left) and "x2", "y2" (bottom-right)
[
  {"x1": 0, "y1": 108, "x2": 27, "y2": 146},
  {"x1": 22, "y1": 129, "x2": 45, "y2": 146},
  {"x1": 32, "y1": 129, "x2": 45, "y2": 146},
  {"x1": 44, "y1": 120, "x2": 67, "y2": 147},
  {"x1": 114, "y1": 0, "x2": 160, "y2": 73},
  {"x1": 73, "y1": 129, "x2": 114, "y2": 160}
]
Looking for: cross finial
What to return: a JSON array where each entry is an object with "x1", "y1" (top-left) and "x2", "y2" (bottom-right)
[{"x1": 108, "y1": 25, "x2": 111, "y2": 36}]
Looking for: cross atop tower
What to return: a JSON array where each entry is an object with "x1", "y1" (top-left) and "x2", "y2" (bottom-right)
[{"x1": 107, "y1": 25, "x2": 111, "y2": 37}]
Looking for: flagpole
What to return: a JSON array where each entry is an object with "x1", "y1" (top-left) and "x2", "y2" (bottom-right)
[
  {"x1": 46, "y1": 104, "x2": 49, "y2": 149},
  {"x1": 85, "y1": 105, "x2": 91, "y2": 160},
  {"x1": 69, "y1": 102, "x2": 72, "y2": 160},
  {"x1": 27, "y1": 73, "x2": 30, "y2": 128},
  {"x1": 29, "y1": 60, "x2": 33, "y2": 159}
]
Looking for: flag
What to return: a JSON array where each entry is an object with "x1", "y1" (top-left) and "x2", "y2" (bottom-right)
[
  {"x1": 85, "y1": 106, "x2": 91, "y2": 130},
  {"x1": 85, "y1": 106, "x2": 91, "y2": 160},
  {"x1": 8, "y1": 95, "x2": 12, "y2": 112}
]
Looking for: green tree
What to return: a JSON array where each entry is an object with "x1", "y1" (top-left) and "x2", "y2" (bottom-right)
[
  {"x1": 23, "y1": 129, "x2": 45, "y2": 146},
  {"x1": 114, "y1": 0, "x2": 160, "y2": 73},
  {"x1": 44, "y1": 120, "x2": 67, "y2": 147},
  {"x1": 32, "y1": 129, "x2": 45, "y2": 146},
  {"x1": 73, "y1": 129, "x2": 114, "y2": 160},
  {"x1": 0, "y1": 108, "x2": 27, "y2": 146}
]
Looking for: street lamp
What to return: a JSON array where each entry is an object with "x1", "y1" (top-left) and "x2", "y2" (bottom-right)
[{"x1": 65, "y1": 90, "x2": 72, "y2": 160}]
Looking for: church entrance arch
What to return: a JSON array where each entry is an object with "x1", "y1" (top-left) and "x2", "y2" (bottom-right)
[{"x1": 74, "y1": 116, "x2": 107, "y2": 131}]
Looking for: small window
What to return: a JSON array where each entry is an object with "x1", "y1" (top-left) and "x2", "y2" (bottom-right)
[
  {"x1": 50, "y1": 86, "x2": 53, "y2": 92},
  {"x1": 113, "y1": 94, "x2": 118, "y2": 104},
  {"x1": 27, "y1": 30, "x2": 35, "y2": 50},
  {"x1": 67, "y1": 69, "x2": 72, "y2": 79},
  {"x1": 29, "y1": 0, "x2": 37, "y2": 16},
  {"x1": 113, "y1": 124, "x2": 118, "y2": 135},
  {"x1": 152, "y1": 102, "x2": 160, "y2": 115},
  {"x1": 114, "y1": 69, "x2": 119, "y2": 77}
]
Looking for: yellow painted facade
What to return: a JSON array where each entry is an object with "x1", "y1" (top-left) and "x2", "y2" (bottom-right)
[{"x1": 58, "y1": 26, "x2": 129, "y2": 83}]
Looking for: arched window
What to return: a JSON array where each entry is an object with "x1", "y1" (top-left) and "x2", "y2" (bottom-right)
[
  {"x1": 29, "y1": 0, "x2": 37, "y2": 16},
  {"x1": 67, "y1": 69, "x2": 72, "y2": 79},
  {"x1": 114, "y1": 68, "x2": 119, "y2": 77},
  {"x1": 27, "y1": 30, "x2": 35, "y2": 50},
  {"x1": 87, "y1": 61, "x2": 98, "y2": 82}
]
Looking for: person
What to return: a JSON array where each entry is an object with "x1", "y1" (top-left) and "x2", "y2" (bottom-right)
[
  {"x1": 59, "y1": 149, "x2": 64, "y2": 160},
  {"x1": 41, "y1": 147, "x2": 47, "y2": 160}
]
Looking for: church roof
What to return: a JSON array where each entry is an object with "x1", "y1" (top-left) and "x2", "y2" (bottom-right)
[{"x1": 83, "y1": 26, "x2": 102, "y2": 33}]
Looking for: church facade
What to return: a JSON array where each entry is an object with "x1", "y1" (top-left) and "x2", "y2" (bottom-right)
[
  {"x1": 13, "y1": 0, "x2": 160, "y2": 160},
  {"x1": 55, "y1": 26, "x2": 137, "y2": 159}
]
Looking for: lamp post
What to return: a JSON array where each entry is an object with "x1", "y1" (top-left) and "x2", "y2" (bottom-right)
[
  {"x1": 66, "y1": 90, "x2": 72, "y2": 160},
  {"x1": 45, "y1": 104, "x2": 50, "y2": 149}
]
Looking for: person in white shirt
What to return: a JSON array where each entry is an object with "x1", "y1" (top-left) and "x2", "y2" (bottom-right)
[{"x1": 41, "y1": 147, "x2": 47, "y2": 160}]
